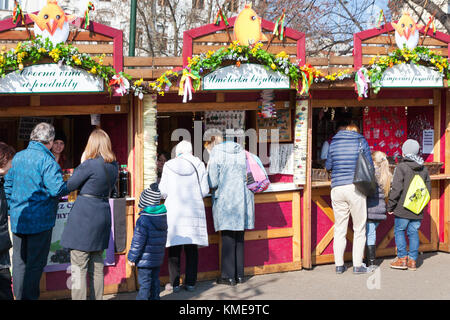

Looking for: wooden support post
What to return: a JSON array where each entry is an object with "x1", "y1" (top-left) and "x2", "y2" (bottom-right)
[
  {"x1": 441, "y1": 89, "x2": 450, "y2": 251},
  {"x1": 292, "y1": 190, "x2": 302, "y2": 268}
]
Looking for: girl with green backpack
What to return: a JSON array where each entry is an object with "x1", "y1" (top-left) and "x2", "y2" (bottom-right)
[{"x1": 387, "y1": 139, "x2": 431, "y2": 271}]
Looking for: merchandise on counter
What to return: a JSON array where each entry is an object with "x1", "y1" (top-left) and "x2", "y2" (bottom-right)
[{"x1": 119, "y1": 164, "x2": 129, "y2": 198}]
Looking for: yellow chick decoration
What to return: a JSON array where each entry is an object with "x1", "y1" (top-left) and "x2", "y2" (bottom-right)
[
  {"x1": 391, "y1": 13, "x2": 424, "y2": 50},
  {"x1": 233, "y1": 3, "x2": 268, "y2": 46},
  {"x1": 28, "y1": 0, "x2": 77, "y2": 47}
]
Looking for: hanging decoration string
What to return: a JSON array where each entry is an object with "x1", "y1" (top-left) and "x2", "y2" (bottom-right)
[
  {"x1": 420, "y1": 12, "x2": 437, "y2": 45},
  {"x1": 213, "y1": 2, "x2": 231, "y2": 43},
  {"x1": 376, "y1": 9, "x2": 384, "y2": 29},
  {"x1": 272, "y1": 9, "x2": 286, "y2": 41},
  {"x1": 84, "y1": 2, "x2": 95, "y2": 29},
  {"x1": 213, "y1": 8, "x2": 229, "y2": 27},
  {"x1": 12, "y1": 0, "x2": 23, "y2": 24}
]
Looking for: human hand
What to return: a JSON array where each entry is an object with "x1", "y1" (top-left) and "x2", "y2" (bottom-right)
[
  {"x1": 387, "y1": 211, "x2": 394, "y2": 215},
  {"x1": 127, "y1": 260, "x2": 135, "y2": 267}
]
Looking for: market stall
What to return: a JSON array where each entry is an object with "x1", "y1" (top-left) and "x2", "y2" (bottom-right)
[
  {"x1": 307, "y1": 15, "x2": 450, "y2": 265},
  {"x1": 0, "y1": 3, "x2": 138, "y2": 299},
  {"x1": 131, "y1": 6, "x2": 311, "y2": 283}
]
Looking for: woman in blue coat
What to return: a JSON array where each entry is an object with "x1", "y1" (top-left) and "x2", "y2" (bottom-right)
[
  {"x1": 207, "y1": 135, "x2": 255, "y2": 286},
  {"x1": 60, "y1": 129, "x2": 118, "y2": 300}
]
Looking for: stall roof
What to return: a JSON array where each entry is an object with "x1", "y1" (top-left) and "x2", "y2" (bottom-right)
[{"x1": 0, "y1": 13, "x2": 123, "y2": 72}]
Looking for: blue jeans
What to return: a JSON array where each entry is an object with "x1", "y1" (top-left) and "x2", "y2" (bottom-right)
[
  {"x1": 136, "y1": 267, "x2": 161, "y2": 300},
  {"x1": 366, "y1": 221, "x2": 379, "y2": 246},
  {"x1": 394, "y1": 217, "x2": 422, "y2": 261}
]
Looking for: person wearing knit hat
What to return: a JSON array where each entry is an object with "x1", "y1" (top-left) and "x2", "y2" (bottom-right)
[
  {"x1": 401, "y1": 139, "x2": 424, "y2": 165},
  {"x1": 138, "y1": 183, "x2": 161, "y2": 208},
  {"x1": 128, "y1": 182, "x2": 167, "y2": 300},
  {"x1": 387, "y1": 138, "x2": 431, "y2": 271},
  {"x1": 51, "y1": 130, "x2": 68, "y2": 169}
]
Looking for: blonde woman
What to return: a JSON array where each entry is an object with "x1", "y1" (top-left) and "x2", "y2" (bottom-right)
[
  {"x1": 365, "y1": 151, "x2": 392, "y2": 268},
  {"x1": 61, "y1": 129, "x2": 118, "y2": 300}
]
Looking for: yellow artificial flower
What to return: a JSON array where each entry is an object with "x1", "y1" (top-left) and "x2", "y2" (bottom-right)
[
  {"x1": 270, "y1": 63, "x2": 276, "y2": 70},
  {"x1": 276, "y1": 51, "x2": 288, "y2": 60},
  {"x1": 134, "y1": 78, "x2": 143, "y2": 87},
  {"x1": 38, "y1": 48, "x2": 47, "y2": 53},
  {"x1": 89, "y1": 66, "x2": 97, "y2": 74},
  {"x1": 18, "y1": 63, "x2": 23, "y2": 71}
]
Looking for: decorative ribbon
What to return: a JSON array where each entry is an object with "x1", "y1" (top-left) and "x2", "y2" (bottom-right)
[
  {"x1": 109, "y1": 74, "x2": 129, "y2": 96},
  {"x1": 426, "y1": 16, "x2": 436, "y2": 34},
  {"x1": 213, "y1": 8, "x2": 229, "y2": 26},
  {"x1": 273, "y1": 10, "x2": 286, "y2": 40},
  {"x1": 376, "y1": 9, "x2": 384, "y2": 29},
  {"x1": 354, "y1": 68, "x2": 369, "y2": 100},
  {"x1": 178, "y1": 69, "x2": 200, "y2": 103},
  {"x1": 298, "y1": 67, "x2": 313, "y2": 95},
  {"x1": 84, "y1": 2, "x2": 95, "y2": 29},
  {"x1": 12, "y1": 1, "x2": 24, "y2": 25}
]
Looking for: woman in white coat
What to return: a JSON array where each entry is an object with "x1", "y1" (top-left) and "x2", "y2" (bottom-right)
[{"x1": 159, "y1": 141, "x2": 209, "y2": 292}]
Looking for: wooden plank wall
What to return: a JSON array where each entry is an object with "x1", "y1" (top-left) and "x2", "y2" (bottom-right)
[{"x1": 361, "y1": 35, "x2": 448, "y2": 68}]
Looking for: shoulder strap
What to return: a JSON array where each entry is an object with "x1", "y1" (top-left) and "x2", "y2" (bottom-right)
[{"x1": 180, "y1": 157, "x2": 202, "y2": 192}]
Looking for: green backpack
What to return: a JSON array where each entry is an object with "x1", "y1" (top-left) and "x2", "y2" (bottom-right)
[{"x1": 403, "y1": 173, "x2": 430, "y2": 215}]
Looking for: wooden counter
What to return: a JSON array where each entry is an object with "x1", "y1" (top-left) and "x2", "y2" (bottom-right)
[{"x1": 309, "y1": 175, "x2": 447, "y2": 265}]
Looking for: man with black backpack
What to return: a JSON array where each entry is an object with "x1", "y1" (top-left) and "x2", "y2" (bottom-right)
[{"x1": 388, "y1": 139, "x2": 431, "y2": 271}]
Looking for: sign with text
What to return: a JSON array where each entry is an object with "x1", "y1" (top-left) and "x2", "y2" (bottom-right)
[
  {"x1": 0, "y1": 64, "x2": 104, "y2": 94},
  {"x1": 202, "y1": 63, "x2": 290, "y2": 90},
  {"x1": 381, "y1": 64, "x2": 443, "y2": 88}
]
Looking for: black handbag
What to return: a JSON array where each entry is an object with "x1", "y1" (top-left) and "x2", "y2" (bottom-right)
[{"x1": 353, "y1": 139, "x2": 376, "y2": 197}]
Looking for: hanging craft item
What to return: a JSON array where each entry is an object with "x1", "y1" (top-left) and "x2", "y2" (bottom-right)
[
  {"x1": 28, "y1": 0, "x2": 77, "y2": 46},
  {"x1": 83, "y1": 1, "x2": 95, "y2": 29},
  {"x1": 258, "y1": 90, "x2": 276, "y2": 118},
  {"x1": 233, "y1": 3, "x2": 268, "y2": 46},
  {"x1": 293, "y1": 96, "x2": 308, "y2": 185},
  {"x1": 391, "y1": 13, "x2": 424, "y2": 50},
  {"x1": 355, "y1": 67, "x2": 369, "y2": 100}
]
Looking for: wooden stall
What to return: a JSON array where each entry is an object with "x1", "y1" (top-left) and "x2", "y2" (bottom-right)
[
  {"x1": 0, "y1": 13, "x2": 140, "y2": 299},
  {"x1": 130, "y1": 15, "x2": 308, "y2": 284},
  {"x1": 306, "y1": 22, "x2": 450, "y2": 266}
]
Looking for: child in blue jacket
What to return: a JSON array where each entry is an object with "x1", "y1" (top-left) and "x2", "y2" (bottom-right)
[{"x1": 128, "y1": 183, "x2": 168, "y2": 300}]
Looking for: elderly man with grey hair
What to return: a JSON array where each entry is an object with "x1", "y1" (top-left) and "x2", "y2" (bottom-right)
[{"x1": 4, "y1": 122, "x2": 68, "y2": 300}]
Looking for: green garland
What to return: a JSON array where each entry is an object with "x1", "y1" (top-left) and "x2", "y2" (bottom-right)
[
  {"x1": 145, "y1": 41, "x2": 345, "y2": 96},
  {"x1": 0, "y1": 36, "x2": 130, "y2": 94},
  {"x1": 362, "y1": 46, "x2": 449, "y2": 95}
]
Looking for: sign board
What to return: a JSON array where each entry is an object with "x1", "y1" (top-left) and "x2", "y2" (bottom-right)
[
  {"x1": 381, "y1": 64, "x2": 443, "y2": 88},
  {"x1": 0, "y1": 64, "x2": 104, "y2": 94},
  {"x1": 44, "y1": 201, "x2": 116, "y2": 273},
  {"x1": 202, "y1": 63, "x2": 290, "y2": 90}
]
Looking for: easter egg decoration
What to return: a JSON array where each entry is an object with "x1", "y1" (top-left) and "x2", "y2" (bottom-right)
[
  {"x1": 28, "y1": 0, "x2": 77, "y2": 47},
  {"x1": 233, "y1": 3, "x2": 268, "y2": 46},
  {"x1": 391, "y1": 13, "x2": 424, "y2": 50}
]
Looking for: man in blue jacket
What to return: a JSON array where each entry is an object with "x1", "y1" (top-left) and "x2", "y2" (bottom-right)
[
  {"x1": 325, "y1": 123, "x2": 374, "y2": 275},
  {"x1": 4, "y1": 122, "x2": 68, "y2": 300}
]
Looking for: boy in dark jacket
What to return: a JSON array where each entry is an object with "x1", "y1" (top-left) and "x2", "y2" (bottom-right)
[
  {"x1": 128, "y1": 183, "x2": 168, "y2": 300},
  {"x1": 388, "y1": 139, "x2": 431, "y2": 271}
]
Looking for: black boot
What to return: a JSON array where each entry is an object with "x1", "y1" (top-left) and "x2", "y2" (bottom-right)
[{"x1": 367, "y1": 245, "x2": 376, "y2": 267}]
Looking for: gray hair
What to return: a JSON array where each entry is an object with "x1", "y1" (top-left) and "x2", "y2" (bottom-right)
[
  {"x1": 30, "y1": 122, "x2": 55, "y2": 144},
  {"x1": 175, "y1": 140, "x2": 193, "y2": 156}
]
